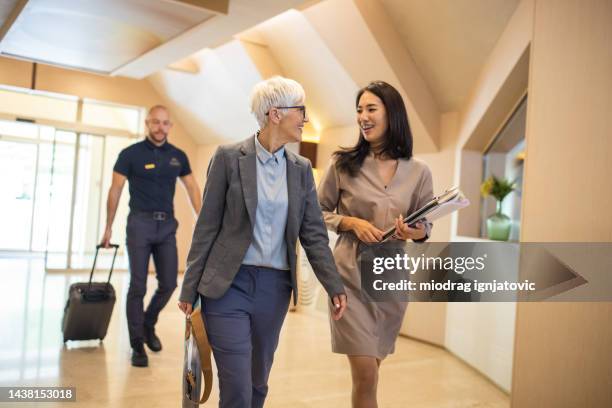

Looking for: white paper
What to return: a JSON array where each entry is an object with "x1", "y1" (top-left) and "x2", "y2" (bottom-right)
[{"x1": 421, "y1": 196, "x2": 470, "y2": 223}]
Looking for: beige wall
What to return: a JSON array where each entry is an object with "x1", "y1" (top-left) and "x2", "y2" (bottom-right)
[
  {"x1": 456, "y1": 0, "x2": 533, "y2": 148},
  {"x1": 316, "y1": 125, "x2": 357, "y2": 170},
  {"x1": 0, "y1": 57, "x2": 200, "y2": 272},
  {"x1": 241, "y1": 40, "x2": 286, "y2": 81},
  {"x1": 439, "y1": 0, "x2": 535, "y2": 391},
  {"x1": 303, "y1": 0, "x2": 439, "y2": 154},
  {"x1": 0, "y1": 57, "x2": 31, "y2": 89},
  {"x1": 454, "y1": 0, "x2": 533, "y2": 238},
  {"x1": 445, "y1": 302, "x2": 516, "y2": 392},
  {"x1": 353, "y1": 0, "x2": 440, "y2": 153},
  {"x1": 416, "y1": 112, "x2": 459, "y2": 242},
  {"x1": 512, "y1": 0, "x2": 612, "y2": 406},
  {"x1": 399, "y1": 112, "x2": 459, "y2": 348},
  {"x1": 194, "y1": 144, "x2": 220, "y2": 187}
]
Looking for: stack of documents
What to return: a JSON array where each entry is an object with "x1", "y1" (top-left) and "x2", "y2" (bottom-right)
[{"x1": 381, "y1": 187, "x2": 470, "y2": 241}]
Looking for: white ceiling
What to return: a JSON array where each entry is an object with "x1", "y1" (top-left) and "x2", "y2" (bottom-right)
[
  {"x1": 380, "y1": 0, "x2": 520, "y2": 112},
  {"x1": 113, "y1": 0, "x2": 308, "y2": 78},
  {"x1": 255, "y1": 9, "x2": 358, "y2": 131},
  {"x1": 0, "y1": 0, "x2": 307, "y2": 78},
  {"x1": 148, "y1": 41, "x2": 263, "y2": 144},
  {"x1": 0, "y1": 0, "x2": 217, "y2": 74}
]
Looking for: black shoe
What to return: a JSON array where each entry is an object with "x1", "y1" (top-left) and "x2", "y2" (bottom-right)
[
  {"x1": 144, "y1": 325, "x2": 162, "y2": 352},
  {"x1": 131, "y1": 342, "x2": 148, "y2": 367}
]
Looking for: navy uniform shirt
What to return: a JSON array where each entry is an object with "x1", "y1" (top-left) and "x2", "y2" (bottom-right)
[{"x1": 113, "y1": 138, "x2": 192, "y2": 213}]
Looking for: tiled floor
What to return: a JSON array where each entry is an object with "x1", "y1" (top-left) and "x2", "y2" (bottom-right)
[{"x1": 0, "y1": 255, "x2": 509, "y2": 407}]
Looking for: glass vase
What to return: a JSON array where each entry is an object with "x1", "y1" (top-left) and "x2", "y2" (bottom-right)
[{"x1": 487, "y1": 201, "x2": 511, "y2": 241}]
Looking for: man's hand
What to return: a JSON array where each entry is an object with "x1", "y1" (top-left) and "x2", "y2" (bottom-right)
[
  {"x1": 178, "y1": 301, "x2": 193, "y2": 316},
  {"x1": 101, "y1": 172, "x2": 126, "y2": 248},
  {"x1": 180, "y1": 174, "x2": 202, "y2": 217},
  {"x1": 331, "y1": 294, "x2": 347, "y2": 320},
  {"x1": 100, "y1": 227, "x2": 112, "y2": 248}
]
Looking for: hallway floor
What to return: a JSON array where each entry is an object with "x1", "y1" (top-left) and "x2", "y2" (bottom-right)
[{"x1": 0, "y1": 255, "x2": 509, "y2": 407}]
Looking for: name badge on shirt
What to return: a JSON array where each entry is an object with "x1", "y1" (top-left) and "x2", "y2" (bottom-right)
[{"x1": 145, "y1": 163, "x2": 156, "y2": 170}]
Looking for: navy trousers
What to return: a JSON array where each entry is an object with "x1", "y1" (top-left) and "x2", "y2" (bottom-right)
[
  {"x1": 201, "y1": 265, "x2": 292, "y2": 408},
  {"x1": 125, "y1": 212, "x2": 178, "y2": 346}
]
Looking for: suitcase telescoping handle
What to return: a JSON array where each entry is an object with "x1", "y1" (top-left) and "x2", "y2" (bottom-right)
[{"x1": 88, "y1": 244, "x2": 119, "y2": 290}]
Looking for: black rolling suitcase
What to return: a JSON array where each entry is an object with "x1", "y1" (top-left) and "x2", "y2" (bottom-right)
[{"x1": 62, "y1": 244, "x2": 119, "y2": 342}]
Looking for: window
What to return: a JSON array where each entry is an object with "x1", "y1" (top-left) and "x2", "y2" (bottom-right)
[
  {"x1": 0, "y1": 85, "x2": 141, "y2": 271},
  {"x1": 480, "y1": 96, "x2": 526, "y2": 241}
]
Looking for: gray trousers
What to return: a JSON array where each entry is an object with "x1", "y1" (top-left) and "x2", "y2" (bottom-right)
[
  {"x1": 126, "y1": 212, "x2": 178, "y2": 346},
  {"x1": 202, "y1": 265, "x2": 292, "y2": 408}
]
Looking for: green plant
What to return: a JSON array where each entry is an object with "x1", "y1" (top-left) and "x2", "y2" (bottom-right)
[{"x1": 480, "y1": 176, "x2": 516, "y2": 204}]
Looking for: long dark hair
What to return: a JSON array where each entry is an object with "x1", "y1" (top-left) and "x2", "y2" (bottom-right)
[{"x1": 334, "y1": 81, "x2": 413, "y2": 176}]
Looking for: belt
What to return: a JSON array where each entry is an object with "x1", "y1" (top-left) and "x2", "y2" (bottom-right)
[{"x1": 131, "y1": 211, "x2": 173, "y2": 221}]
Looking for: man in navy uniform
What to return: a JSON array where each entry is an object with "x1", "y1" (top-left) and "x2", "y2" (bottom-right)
[{"x1": 101, "y1": 105, "x2": 201, "y2": 367}]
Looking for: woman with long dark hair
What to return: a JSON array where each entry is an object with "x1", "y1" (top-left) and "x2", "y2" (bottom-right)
[{"x1": 318, "y1": 81, "x2": 434, "y2": 407}]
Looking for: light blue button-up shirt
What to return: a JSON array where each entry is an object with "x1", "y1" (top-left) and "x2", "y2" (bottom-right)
[{"x1": 242, "y1": 134, "x2": 290, "y2": 270}]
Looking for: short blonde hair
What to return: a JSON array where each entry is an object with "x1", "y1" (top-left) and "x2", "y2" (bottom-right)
[{"x1": 249, "y1": 76, "x2": 305, "y2": 128}]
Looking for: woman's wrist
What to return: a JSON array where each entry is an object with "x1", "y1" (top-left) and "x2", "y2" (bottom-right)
[
  {"x1": 339, "y1": 216, "x2": 355, "y2": 232},
  {"x1": 412, "y1": 228, "x2": 428, "y2": 241}
]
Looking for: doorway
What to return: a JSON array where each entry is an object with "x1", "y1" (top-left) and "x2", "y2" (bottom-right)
[{"x1": 0, "y1": 119, "x2": 131, "y2": 270}]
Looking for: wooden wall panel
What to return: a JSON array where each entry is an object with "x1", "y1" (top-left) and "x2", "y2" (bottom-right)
[{"x1": 512, "y1": 0, "x2": 612, "y2": 406}]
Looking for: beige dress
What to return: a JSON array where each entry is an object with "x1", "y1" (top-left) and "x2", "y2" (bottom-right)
[{"x1": 318, "y1": 154, "x2": 434, "y2": 359}]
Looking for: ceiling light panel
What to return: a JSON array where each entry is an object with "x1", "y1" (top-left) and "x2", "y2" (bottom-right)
[{"x1": 1, "y1": 0, "x2": 215, "y2": 74}]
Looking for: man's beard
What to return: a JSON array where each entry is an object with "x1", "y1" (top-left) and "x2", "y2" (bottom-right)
[{"x1": 148, "y1": 131, "x2": 167, "y2": 143}]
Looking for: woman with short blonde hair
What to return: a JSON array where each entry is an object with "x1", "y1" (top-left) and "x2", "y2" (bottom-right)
[{"x1": 179, "y1": 76, "x2": 347, "y2": 408}]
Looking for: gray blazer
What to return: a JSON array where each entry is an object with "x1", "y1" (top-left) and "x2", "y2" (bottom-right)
[{"x1": 179, "y1": 136, "x2": 345, "y2": 305}]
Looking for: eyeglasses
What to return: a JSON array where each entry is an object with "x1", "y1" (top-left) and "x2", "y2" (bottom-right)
[{"x1": 265, "y1": 106, "x2": 307, "y2": 119}]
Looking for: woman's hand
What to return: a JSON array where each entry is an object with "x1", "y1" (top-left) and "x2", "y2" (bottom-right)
[
  {"x1": 393, "y1": 215, "x2": 426, "y2": 241},
  {"x1": 341, "y1": 216, "x2": 383, "y2": 243},
  {"x1": 178, "y1": 301, "x2": 193, "y2": 316},
  {"x1": 331, "y1": 294, "x2": 348, "y2": 320}
]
